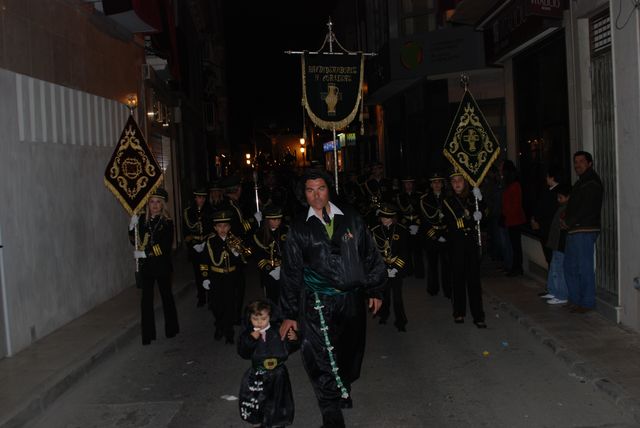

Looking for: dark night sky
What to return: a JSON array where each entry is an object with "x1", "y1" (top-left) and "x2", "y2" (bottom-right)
[{"x1": 223, "y1": 1, "x2": 340, "y2": 149}]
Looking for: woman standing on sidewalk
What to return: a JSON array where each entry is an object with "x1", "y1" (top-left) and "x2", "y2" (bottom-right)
[
  {"x1": 129, "y1": 188, "x2": 180, "y2": 345},
  {"x1": 501, "y1": 160, "x2": 527, "y2": 277}
]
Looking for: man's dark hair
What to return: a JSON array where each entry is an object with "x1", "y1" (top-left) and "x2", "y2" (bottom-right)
[
  {"x1": 295, "y1": 168, "x2": 335, "y2": 205},
  {"x1": 556, "y1": 183, "x2": 572, "y2": 197},
  {"x1": 573, "y1": 151, "x2": 593, "y2": 163},
  {"x1": 246, "y1": 300, "x2": 272, "y2": 316}
]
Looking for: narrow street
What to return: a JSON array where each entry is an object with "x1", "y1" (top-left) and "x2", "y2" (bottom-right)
[{"x1": 26, "y1": 266, "x2": 636, "y2": 428}]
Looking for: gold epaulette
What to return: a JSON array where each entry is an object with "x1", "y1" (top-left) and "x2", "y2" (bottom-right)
[
  {"x1": 152, "y1": 244, "x2": 162, "y2": 256},
  {"x1": 393, "y1": 258, "x2": 405, "y2": 269}
]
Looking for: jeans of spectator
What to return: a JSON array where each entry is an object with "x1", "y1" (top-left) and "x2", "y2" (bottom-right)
[
  {"x1": 547, "y1": 250, "x2": 567, "y2": 300},
  {"x1": 499, "y1": 226, "x2": 513, "y2": 270},
  {"x1": 563, "y1": 232, "x2": 599, "y2": 308}
]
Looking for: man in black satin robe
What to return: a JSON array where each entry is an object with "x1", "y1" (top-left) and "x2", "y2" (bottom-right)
[{"x1": 279, "y1": 169, "x2": 387, "y2": 428}]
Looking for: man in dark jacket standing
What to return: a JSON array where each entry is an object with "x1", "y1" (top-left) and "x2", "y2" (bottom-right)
[
  {"x1": 279, "y1": 169, "x2": 386, "y2": 428},
  {"x1": 561, "y1": 151, "x2": 603, "y2": 313}
]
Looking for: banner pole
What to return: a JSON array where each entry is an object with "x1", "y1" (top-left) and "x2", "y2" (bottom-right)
[
  {"x1": 332, "y1": 127, "x2": 339, "y2": 194},
  {"x1": 474, "y1": 195, "x2": 482, "y2": 252}
]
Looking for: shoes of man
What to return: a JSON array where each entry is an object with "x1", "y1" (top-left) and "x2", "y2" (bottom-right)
[
  {"x1": 340, "y1": 397, "x2": 353, "y2": 409},
  {"x1": 547, "y1": 298, "x2": 568, "y2": 305},
  {"x1": 539, "y1": 293, "x2": 555, "y2": 299},
  {"x1": 474, "y1": 321, "x2": 487, "y2": 329}
]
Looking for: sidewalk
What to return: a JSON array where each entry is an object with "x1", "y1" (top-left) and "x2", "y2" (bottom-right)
[
  {"x1": 482, "y1": 263, "x2": 640, "y2": 424},
  {"x1": 0, "y1": 252, "x2": 193, "y2": 428}
]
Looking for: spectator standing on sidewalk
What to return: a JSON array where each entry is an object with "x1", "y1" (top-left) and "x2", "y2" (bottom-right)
[
  {"x1": 129, "y1": 188, "x2": 179, "y2": 346},
  {"x1": 561, "y1": 151, "x2": 603, "y2": 313},
  {"x1": 541, "y1": 184, "x2": 572, "y2": 305},
  {"x1": 501, "y1": 160, "x2": 527, "y2": 277},
  {"x1": 531, "y1": 166, "x2": 562, "y2": 266}
]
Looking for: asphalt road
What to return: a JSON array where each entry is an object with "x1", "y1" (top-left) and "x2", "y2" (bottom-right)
[{"x1": 27, "y1": 266, "x2": 637, "y2": 428}]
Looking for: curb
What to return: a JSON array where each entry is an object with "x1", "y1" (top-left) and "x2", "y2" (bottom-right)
[
  {"x1": 1, "y1": 276, "x2": 194, "y2": 428},
  {"x1": 485, "y1": 292, "x2": 640, "y2": 424}
]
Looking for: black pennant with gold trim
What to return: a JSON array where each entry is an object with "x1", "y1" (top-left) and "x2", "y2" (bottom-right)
[
  {"x1": 104, "y1": 115, "x2": 163, "y2": 215},
  {"x1": 443, "y1": 89, "x2": 501, "y2": 187}
]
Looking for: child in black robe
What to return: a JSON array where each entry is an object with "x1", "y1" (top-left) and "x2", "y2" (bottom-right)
[{"x1": 238, "y1": 300, "x2": 298, "y2": 428}]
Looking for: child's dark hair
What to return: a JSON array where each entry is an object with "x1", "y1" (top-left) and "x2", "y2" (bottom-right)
[
  {"x1": 556, "y1": 183, "x2": 572, "y2": 197},
  {"x1": 247, "y1": 300, "x2": 272, "y2": 316}
]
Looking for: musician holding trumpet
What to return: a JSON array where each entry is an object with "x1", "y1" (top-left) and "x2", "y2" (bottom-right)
[{"x1": 194, "y1": 209, "x2": 250, "y2": 344}]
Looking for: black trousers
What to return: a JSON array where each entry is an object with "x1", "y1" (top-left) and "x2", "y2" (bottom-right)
[
  {"x1": 260, "y1": 273, "x2": 281, "y2": 307},
  {"x1": 378, "y1": 277, "x2": 407, "y2": 328},
  {"x1": 140, "y1": 272, "x2": 179, "y2": 344},
  {"x1": 299, "y1": 289, "x2": 367, "y2": 428},
  {"x1": 508, "y1": 226, "x2": 523, "y2": 272},
  {"x1": 425, "y1": 240, "x2": 451, "y2": 297},
  {"x1": 408, "y1": 234, "x2": 425, "y2": 278},
  {"x1": 235, "y1": 265, "x2": 246, "y2": 324},
  {"x1": 211, "y1": 272, "x2": 239, "y2": 339},
  {"x1": 191, "y1": 261, "x2": 207, "y2": 304},
  {"x1": 449, "y1": 235, "x2": 484, "y2": 322}
]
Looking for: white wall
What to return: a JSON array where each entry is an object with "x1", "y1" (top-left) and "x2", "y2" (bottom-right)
[
  {"x1": 0, "y1": 69, "x2": 134, "y2": 355},
  {"x1": 609, "y1": 1, "x2": 640, "y2": 329}
]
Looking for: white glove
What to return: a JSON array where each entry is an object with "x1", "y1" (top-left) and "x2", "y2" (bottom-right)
[
  {"x1": 438, "y1": 236, "x2": 447, "y2": 243},
  {"x1": 268, "y1": 266, "x2": 281, "y2": 281},
  {"x1": 202, "y1": 279, "x2": 211, "y2": 290},
  {"x1": 472, "y1": 187, "x2": 483, "y2": 201},
  {"x1": 473, "y1": 211, "x2": 483, "y2": 222},
  {"x1": 409, "y1": 225, "x2": 419, "y2": 235},
  {"x1": 129, "y1": 214, "x2": 139, "y2": 231},
  {"x1": 193, "y1": 242, "x2": 205, "y2": 253},
  {"x1": 134, "y1": 250, "x2": 146, "y2": 259},
  {"x1": 231, "y1": 249, "x2": 240, "y2": 257},
  {"x1": 254, "y1": 211, "x2": 263, "y2": 223},
  {"x1": 387, "y1": 268, "x2": 398, "y2": 278}
]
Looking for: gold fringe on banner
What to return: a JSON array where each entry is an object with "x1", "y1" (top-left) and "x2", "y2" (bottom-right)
[{"x1": 301, "y1": 54, "x2": 365, "y2": 131}]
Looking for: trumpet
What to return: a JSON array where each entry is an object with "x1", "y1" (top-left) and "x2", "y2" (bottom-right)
[{"x1": 227, "y1": 233, "x2": 252, "y2": 257}]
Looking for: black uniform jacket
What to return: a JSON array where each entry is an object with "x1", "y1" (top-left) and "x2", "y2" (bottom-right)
[
  {"x1": 396, "y1": 191, "x2": 423, "y2": 229},
  {"x1": 371, "y1": 223, "x2": 409, "y2": 277},
  {"x1": 280, "y1": 204, "x2": 387, "y2": 320},
  {"x1": 129, "y1": 214, "x2": 174, "y2": 276},
  {"x1": 442, "y1": 193, "x2": 483, "y2": 240},
  {"x1": 420, "y1": 192, "x2": 447, "y2": 241},
  {"x1": 253, "y1": 225, "x2": 288, "y2": 273}
]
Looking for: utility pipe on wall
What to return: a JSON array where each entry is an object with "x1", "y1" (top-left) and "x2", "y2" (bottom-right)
[{"x1": 0, "y1": 225, "x2": 12, "y2": 357}]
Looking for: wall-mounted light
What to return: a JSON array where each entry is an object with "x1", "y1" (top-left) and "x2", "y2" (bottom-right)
[
  {"x1": 299, "y1": 138, "x2": 305, "y2": 145},
  {"x1": 300, "y1": 147, "x2": 305, "y2": 154},
  {"x1": 126, "y1": 93, "x2": 138, "y2": 109}
]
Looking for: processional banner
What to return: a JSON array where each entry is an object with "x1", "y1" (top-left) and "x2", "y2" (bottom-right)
[
  {"x1": 302, "y1": 53, "x2": 364, "y2": 130},
  {"x1": 104, "y1": 115, "x2": 163, "y2": 215},
  {"x1": 443, "y1": 89, "x2": 501, "y2": 187}
]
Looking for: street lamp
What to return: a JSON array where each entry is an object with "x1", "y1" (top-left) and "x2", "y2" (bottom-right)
[{"x1": 245, "y1": 153, "x2": 251, "y2": 166}]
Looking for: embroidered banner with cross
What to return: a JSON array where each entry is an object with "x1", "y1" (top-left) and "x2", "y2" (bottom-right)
[
  {"x1": 301, "y1": 53, "x2": 364, "y2": 130},
  {"x1": 443, "y1": 89, "x2": 501, "y2": 187},
  {"x1": 104, "y1": 115, "x2": 163, "y2": 215}
]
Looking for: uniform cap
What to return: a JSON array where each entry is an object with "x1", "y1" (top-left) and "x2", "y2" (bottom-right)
[
  {"x1": 376, "y1": 203, "x2": 398, "y2": 218},
  {"x1": 193, "y1": 187, "x2": 208, "y2": 196},
  {"x1": 151, "y1": 188, "x2": 168, "y2": 201},
  {"x1": 263, "y1": 205, "x2": 283, "y2": 219},
  {"x1": 212, "y1": 209, "x2": 233, "y2": 223}
]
